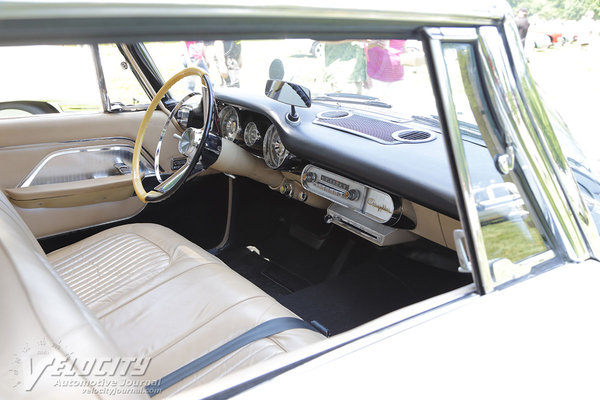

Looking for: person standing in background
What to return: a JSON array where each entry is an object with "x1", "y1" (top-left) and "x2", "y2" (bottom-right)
[
  {"x1": 515, "y1": 8, "x2": 530, "y2": 46},
  {"x1": 203, "y1": 41, "x2": 229, "y2": 87},
  {"x1": 223, "y1": 40, "x2": 242, "y2": 88},
  {"x1": 183, "y1": 41, "x2": 208, "y2": 91}
]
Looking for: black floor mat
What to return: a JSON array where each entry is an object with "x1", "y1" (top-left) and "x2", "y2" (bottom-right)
[
  {"x1": 219, "y1": 235, "x2": 472, "y2": 335},
  {"x1": 219, "y1": 247, "x2": 293, "y2": 297},
  {"x1": 277, "y1": 265, "x2": 415, "y2": 335},
  {"x1": 217, "y1": 179, "x2": 472, "y2": 335}
]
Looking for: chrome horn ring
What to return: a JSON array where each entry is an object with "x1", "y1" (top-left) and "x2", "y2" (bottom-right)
[{"x1": 154, "y1": 91, "x2": 202, "y2": 183}]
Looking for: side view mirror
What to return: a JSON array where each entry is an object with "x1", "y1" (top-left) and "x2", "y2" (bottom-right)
[{"x1": 265, "y1": 79, "x2": 311, "y2": 125}]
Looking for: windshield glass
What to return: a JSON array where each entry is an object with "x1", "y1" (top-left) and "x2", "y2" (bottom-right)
[{"x1": 144, "y1": 38, "x2": 437, "y2": 118}]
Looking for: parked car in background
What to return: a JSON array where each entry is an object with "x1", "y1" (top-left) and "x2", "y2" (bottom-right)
[
  {"x1": 473, "y1": 182, "x2": 527, "y2": 224},
  {"x1": 1, "y1": 1, "x2": 599, "y2": 399}
]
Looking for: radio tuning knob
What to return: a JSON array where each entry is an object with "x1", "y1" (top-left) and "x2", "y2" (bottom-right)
[
  {"x1": 303, "y1": 172, "x2": 317, "y2": 183},
  {"x1": 346, "y1": 189, "x2": 360, "y2": 201}
]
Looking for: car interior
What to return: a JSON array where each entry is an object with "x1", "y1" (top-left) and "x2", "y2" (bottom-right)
[{"x1": 0, "y1": 37, "x2": 482, "y2": 398}]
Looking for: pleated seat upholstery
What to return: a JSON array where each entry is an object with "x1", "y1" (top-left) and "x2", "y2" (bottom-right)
[{"x1": 0, "y1": 188, "x2": 323, "y2": 399}]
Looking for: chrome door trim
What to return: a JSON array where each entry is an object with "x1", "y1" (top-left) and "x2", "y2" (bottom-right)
[
  {"x1": 18, "y1": 144, "x2": 154, "y2": 187},
  {"x1": 0, "y1": 136, "x2": 153, "y2": 158},
  {"x1": 424, "y1": 27, "x2": 490, "y2": 293}
]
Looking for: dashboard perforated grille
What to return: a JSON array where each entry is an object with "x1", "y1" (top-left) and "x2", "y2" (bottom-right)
[{"x1": 314, "y1": 113, "x2": 412, "y2": 143}]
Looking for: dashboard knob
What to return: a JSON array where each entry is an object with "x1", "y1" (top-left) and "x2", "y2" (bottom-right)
[
  {"x1": 279, "y1": 182, "x2": 294, "y2": 198},
  {"x1": 303, "y1": 172, "x2": 317, "y2": 183},
  {"x1": 346, "y1": 189, "x2": 360, "y2": 201}
]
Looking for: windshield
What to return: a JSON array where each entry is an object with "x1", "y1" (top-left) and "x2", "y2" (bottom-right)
[{"x1": 144, "y1": 38, "x2": 437, "y2": 119}]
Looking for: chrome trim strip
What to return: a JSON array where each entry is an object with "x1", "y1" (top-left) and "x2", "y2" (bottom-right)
[
  {"x1": 0, "y1": 136, "x2": 155, "y2": 163},
  {"x1": 425, "y1": 28, "x2": 490, "y2": 293},
  {"x1": 0, "y1": 136, "x2": 130, "y2": 150},
  {"x1": 91, "y1": 44, "x2": 111, "y2": 113},
  {"x1": 18, "y1": 144, "x2": 154, "y2": 187}
]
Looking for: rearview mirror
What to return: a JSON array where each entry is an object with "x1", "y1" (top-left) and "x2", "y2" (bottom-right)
[{"x1": 265, "y1": 79, "x2": 311, "y2": 108}]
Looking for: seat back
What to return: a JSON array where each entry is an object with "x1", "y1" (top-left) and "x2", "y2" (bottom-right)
[{"x1": 0, "y1": 192, "x2": 147, "y2": 399}]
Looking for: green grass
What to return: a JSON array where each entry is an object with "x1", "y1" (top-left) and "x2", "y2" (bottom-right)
[{"x1": 481, "y1": 217, "x2": 548, "y2": 263}]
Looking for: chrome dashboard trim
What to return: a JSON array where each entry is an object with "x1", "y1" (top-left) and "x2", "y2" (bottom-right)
[
  {"x1": 391, "y1": 129, "x2": 436, "y2": 143},
  {"x1": 315, "y1": 110, "x2": 354, "y2": 120}
]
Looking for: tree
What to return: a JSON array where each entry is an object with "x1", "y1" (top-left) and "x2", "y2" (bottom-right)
[{"x1": 508, "y1": 0, "x2": 599, "y2": 19}]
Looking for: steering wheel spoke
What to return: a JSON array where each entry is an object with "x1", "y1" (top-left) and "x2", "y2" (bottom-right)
[{"x1": 132, "y1": 68, "x2": 216, "y2": 203}]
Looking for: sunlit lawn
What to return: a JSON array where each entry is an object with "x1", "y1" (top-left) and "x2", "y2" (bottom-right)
[{"x1": 481, "y1": 218, "x2": 547, "y2": 262}]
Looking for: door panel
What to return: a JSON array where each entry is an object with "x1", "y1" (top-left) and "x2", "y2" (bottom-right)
[{"x1": 0, "y1": 110, "x2": 183, "y2": 237}]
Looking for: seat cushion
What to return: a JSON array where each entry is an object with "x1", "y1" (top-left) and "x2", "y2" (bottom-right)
[{"x1": 48, "y1": 223, "x2": 324, "y2": 397}]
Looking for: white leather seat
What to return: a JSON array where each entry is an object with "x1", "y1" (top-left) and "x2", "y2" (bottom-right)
[{"x1": 0, "y1": 193, "x2": 323, "y2": 399}]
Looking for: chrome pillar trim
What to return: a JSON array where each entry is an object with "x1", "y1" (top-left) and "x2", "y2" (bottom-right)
[
  {"x1": 477, "y1": 26, "x2": 589, "y2": 262},
  {"x1": 501, "y1": 17, "x2": 600, "y2": 258},
  {"x1": 91, "y1": 44, "x2": 111, "y2": 113},
  {"x1": 118, "y1": 43, "x2": 184, "y2": 132},
  {"x1": 424, "y1": 28, "x2": 491, "y2": 293}
]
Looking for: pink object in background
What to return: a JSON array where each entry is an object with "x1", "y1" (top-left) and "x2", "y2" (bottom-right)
[{"x1": 366, "y1": 40, "x2": 405, "y2": 82}]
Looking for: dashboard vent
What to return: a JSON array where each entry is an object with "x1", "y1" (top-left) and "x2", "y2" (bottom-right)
[{"x1": 392, "y1": 130, "x2": 434, "y2": 143}]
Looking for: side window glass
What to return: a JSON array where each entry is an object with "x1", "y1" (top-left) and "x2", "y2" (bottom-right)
[
  {"x1": 442, "y1": 44, "x2": 550, "y2": 267},
  {"x1": 0, "y1": 45, "x2": 102, "y2": 118},
  {"x1": 98, "y1": 44, "x2": 150, "y2": 106}
]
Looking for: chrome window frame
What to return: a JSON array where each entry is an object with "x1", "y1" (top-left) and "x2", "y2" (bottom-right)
[
  {"x1": 425, "y1": 24, "x2": 592, "y2": 293},
  {"x1": 500, "y1": 17, "x2": 600, "y2": 259}
]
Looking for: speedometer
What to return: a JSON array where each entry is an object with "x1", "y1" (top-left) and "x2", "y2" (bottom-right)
[
  {"x1": 244, "y1": 122, "x2": 261, "y2": 147},
  {"x1": 263, "y1": 124, "x2": 289, "y2": 169},
  {"x1": 219, "y1": 106, "x2": 240, "y2": 141}
]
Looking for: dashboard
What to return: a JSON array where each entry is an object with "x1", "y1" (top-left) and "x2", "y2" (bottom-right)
[{"x1": 183, "y1": 87, "x2": 496, "y2": 248}]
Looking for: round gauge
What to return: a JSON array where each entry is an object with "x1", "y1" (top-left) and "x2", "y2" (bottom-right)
[
  {"x1": 244, "y1": 122, "x2": 261, "y2": 147},
  {"x1": 219, "y1": 106, "x2": 240, "y2": 141},
  {"x1": 263, "y1": 124, "x2": 289, "y2": 169}
]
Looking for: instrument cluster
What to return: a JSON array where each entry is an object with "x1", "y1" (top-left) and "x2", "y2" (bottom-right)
[{"x1": 217, "y1": 102, "x2": 298, "y2": 171}]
